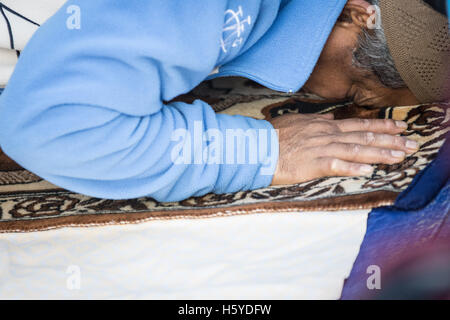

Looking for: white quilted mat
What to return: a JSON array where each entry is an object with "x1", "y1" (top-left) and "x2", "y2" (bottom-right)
[{"x1": 0, "y1": 210, "x2": 368, "y2": 299}]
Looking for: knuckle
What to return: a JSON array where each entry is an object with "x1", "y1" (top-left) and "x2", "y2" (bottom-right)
[
  {"x1": 377, "y1": 133, "x2": 391, "y2": 145},
  {"x1": 348, "y1": 143, "x2": 360, "y2": 155},
  {"x1": 377, "y1": 133, "x2": 388, "y2": 142},
  {"x1": 380, "y1": 148, "x2": 391, "y2": 159},
  {"x1": 308, "y1": 135, "x2": 328, "y2": 146},
  {"x1": 304, "y1": 122, "x2": 321, "y2": 132},
  {"x1": 346, "y1": 162, "x2": 360, "y2": 175},
  {"x1": 328, "y1": 142, "x2": 342, "y2": 151},
  {"x1": 327, "y1": 158, "x2": 341, "y2": 174},
  {"x1": 363, "y1": 132, "x2": 376, "y2": 145},
  {"x1": 393, "y1": 136, "x2": 405, "y2": 147},
  {"x1": 307, "y1": 121, "x2": 336, "y2": 133},
  {"x1": 383, "y1": 119, "x2": 396, "y2": 129},
  {"x1": 360, "y1": 119, "x2": 370, "y2": 129}
]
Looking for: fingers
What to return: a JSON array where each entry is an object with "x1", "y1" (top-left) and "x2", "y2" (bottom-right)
[
  {"x1": 323, "y1": 131, "x2": 419, "y2": 154},
  {"x1": 318, "y1": 158, "x2": 374, "y2": 177},
  {"x1": 336, "y1": 118, "x2": 408, "y2": 134},
  {"x1": 270, "y1": 113, "x2": 335, "y2": 129},
  {"x1": 318, "y1": 113, "x2": 334, "y2": 120},
  {"x1": 314, "y1": 142, "x2": 407, "y2": 165},
  {"x1": 271, "y1": 115, "x2": 415, "y2": 185}
]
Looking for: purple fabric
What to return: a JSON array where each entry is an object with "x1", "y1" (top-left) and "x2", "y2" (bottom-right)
[{"x1": 341, "y1": 135, "x2": 450, "y2": 299}]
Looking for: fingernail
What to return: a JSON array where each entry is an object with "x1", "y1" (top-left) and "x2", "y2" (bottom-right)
[
  {"x1": 360, "y1": 165, "x2": 374, "y2": 175},
  {"x1": 406, "y1": 140, "x2": 419, "y2": 150},
  {"x1": 396, "y1": 121, "x2": 408, "y2": 129},
  {"x1": 391, "y1": 150, "x2": 405, "y2": 158}
]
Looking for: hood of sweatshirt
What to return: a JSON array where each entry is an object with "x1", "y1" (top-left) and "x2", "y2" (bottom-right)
[{"x1": 209, "y1": 0, "x2": 348, "y2": 93}]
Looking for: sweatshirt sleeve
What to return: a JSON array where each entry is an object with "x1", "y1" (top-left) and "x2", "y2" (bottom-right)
[{"x1": 0, "y1": 0, "x2": 278, "y2": 201}]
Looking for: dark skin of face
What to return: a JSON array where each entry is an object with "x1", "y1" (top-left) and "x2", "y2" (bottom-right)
[
  {"x1": 270, "y1": 0, "x2": 420, "y2": 186},
  {"x1": 303, "y1": 0, "x2": 420, "y2": 107}
]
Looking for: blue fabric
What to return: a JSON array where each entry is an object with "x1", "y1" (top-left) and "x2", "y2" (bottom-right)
[
  {"x1": 0, "y1": 0, "x2": 347, "y2": 201},
  {"x1": 342, "y1": 16, "x2": 450, "y2": 298},
  {"x1": 448, "y1": 0, "x2": 450, "y2": 19},
  {"x1": 341, "y1": 135, "x2": 450, "y2": 299},
  {"x1": 208, "y1": 0, "x2": 348, "y2": 93},
  {"x1": 422, "y1": 0, "x2": 449, "y2": 16}
]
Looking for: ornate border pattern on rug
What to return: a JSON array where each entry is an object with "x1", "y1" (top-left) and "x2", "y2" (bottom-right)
[{"x1": 0, "y1": 78, "x2": 448, "y2": 232}]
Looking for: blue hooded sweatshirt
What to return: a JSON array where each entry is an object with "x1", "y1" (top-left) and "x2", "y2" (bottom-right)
[{"x1": 0, "y1": 0, "x2": 347, "y2": 201}]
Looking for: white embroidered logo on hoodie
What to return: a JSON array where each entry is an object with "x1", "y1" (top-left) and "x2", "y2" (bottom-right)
[{"x1": 220, "y1": 6, "x2": 252, "y2": 54}]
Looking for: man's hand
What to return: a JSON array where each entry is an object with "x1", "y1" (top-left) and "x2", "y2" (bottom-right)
[{"x1": 270, "y1": 113, "x2": 419, "y2": 185}]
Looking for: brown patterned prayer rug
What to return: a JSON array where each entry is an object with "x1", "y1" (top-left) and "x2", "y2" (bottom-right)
[{"x1": 0, "y1": 77, "x2": 448, "y2": 233}]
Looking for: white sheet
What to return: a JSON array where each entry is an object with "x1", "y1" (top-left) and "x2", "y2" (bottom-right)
[{"x1": 0, "y1": 210, "x2": 368, "y2": 299}]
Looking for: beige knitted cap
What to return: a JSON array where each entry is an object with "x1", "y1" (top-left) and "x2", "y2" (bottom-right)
[{"x1": 379, "y1": 0, "x2": 450, "y2": 103}]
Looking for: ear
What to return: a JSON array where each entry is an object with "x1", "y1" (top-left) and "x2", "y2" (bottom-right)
[{"x1": 337, "y1": 3, "x2": 371, "y2": 30}]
